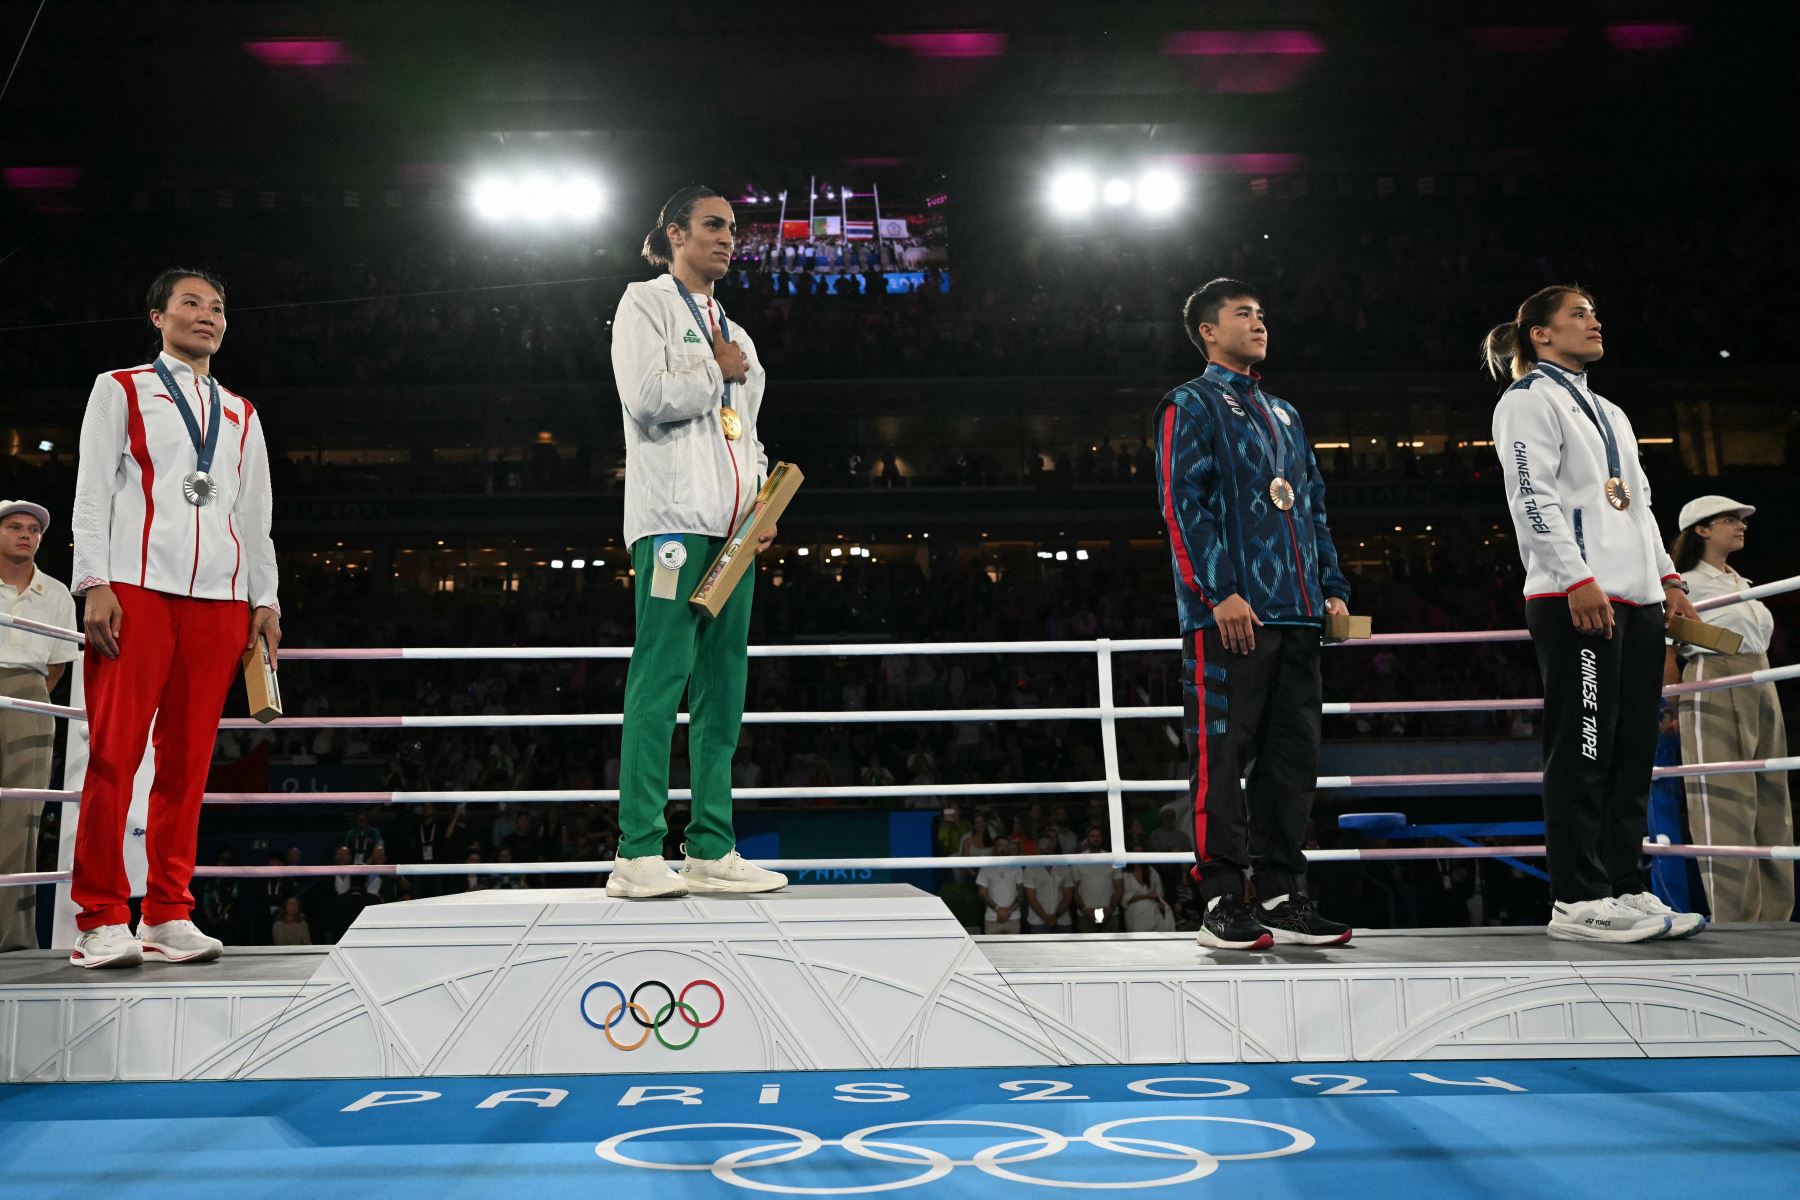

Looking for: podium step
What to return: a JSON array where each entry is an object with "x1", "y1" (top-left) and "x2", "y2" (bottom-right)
[{"x1": 2, "y1": 891, "x2": 1796, "y2": 1081}]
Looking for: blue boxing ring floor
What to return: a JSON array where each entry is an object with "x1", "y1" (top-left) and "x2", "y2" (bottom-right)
[{"x1": 4, "y1": 1058, "x2": 1799, "y2": 1198}]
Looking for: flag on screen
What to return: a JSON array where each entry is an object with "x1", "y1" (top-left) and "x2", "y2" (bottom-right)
[
  {"x1": 812, "y1": 216, "x2": 841, "y2": 236},
  {"x1": 844, "y1": 220, "x2": 874, "y2": 240},
  {"x1": 780, "y1": 220, "x2": 810, "y2": 240},
  {"x1": 878, "y1": 217, "x2": 910, "y2": 238}
]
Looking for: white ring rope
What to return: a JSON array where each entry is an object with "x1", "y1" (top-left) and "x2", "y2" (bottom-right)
[
  {"x1": 2, "y1": 661, "x2": 1795, "y2": 730},
  {"x1": 3, "y1": 843, "x2": 1798, "y2": 889},
  {"x1": 3, "y1": 755, "x2": 1795, "y2": 809},
  {"x1": 0, "y1": 571, "x2": 1792, "y2": 659}
]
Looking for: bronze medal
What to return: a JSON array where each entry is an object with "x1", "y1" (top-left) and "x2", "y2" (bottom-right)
[
  {"x1": 1269, "y1": 477, "x2": 1296, "y2": 511},
  {"x1": 1604, "y1": 476, "x2": 1631, "y2": 511},
  {"x1": 720, "y1": 406, "x2": 743, "y2": 441}
]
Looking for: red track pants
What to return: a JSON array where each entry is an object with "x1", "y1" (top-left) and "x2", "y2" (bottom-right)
[{"x1": 73, "y1": 583, "x2": 247, "y2": 930}]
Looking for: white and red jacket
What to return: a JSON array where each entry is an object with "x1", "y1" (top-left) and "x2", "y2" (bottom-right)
[
  {"x1": 71, "y1": 352, "x2": 280, "y2": 609},
  {"x1": 1491, "y1": 364, "x2": 1679, "y2": 607}
]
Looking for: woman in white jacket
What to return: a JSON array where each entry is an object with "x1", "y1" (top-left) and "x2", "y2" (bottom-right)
[
  {"x1": 606, "y1": 185, "x2": 785, "y2": 899},
  {"x1": 1485, "y1": 285, "x2": 1701, "y2": 942}
]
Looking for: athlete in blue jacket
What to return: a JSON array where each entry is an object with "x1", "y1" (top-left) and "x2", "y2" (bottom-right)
[{"x1": 1154, "y1": 278, "x2": 1354, "y2": 951}]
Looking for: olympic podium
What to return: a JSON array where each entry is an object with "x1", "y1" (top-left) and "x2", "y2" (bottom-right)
[{"x1": 3, "y1": 885, "x2": 1799, "y2": 1082}]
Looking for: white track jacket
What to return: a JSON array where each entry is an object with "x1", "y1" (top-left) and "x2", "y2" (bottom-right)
[
  {"x1": 612, "y1": 275, "x2": 767, "y2": 549},
  {"x1": 1492, "y1": 364, "x2": 1679, "y2": 606},
  {"x1": 71, "y1": 352, "x2": 280, "y2": 609}
]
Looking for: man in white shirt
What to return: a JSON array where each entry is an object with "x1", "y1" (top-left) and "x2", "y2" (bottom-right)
[
  {"x1": 0, "y1": 499, "x2": 77, "y2": 950},
  {"x1": 1023, "y1": 861, "x2": 1076, "y2": 933},
  {"x1": 66, "y1": 269, "x2": 282, "y2": 969},
  {"x1": 1072, "y1": 825, "x2": 1124, "y2": 931},
  {"x1": 975, "y1": 836, "x2": 1024, "y2": 934}
]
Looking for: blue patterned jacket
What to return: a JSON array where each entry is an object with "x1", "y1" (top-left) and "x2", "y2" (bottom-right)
[{"x1": 1154, "y1": 362, "x2": 1350, "y2": 632}]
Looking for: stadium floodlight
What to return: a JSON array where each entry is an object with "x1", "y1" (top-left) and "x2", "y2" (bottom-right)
[
  {"x1": 560, "y1": 177, "x2": 603, "y2": 220},
  {"x1": 1136, "y1": 170, "x2": 1181, "y2": 214},
  {"x1": 516, "y1": 175, "x2": 560, "y2": 221},
  {"x1": 550, "y1": 559, "x2": 565, "y2": 569},
  {"x1": 472, "y1": 177, "x2": 516, "y2": 221},
  {"x1": 1048, "y1": 169, "x2": 1096, "y2": 215},
  {"x1": 1102, "y1": 177, "x2": 1133, "y2": 206},
  {"x1": 571, "y1": 558, "x2": 587, "y2": 569}
]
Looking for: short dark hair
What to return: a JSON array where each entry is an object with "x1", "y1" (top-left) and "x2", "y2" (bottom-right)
[
  {"x1": 147, "y1": 267, "x2": 227, "y2": 314},
  {"x1": 642, "y1": 184, "x2": 722, "y2": 268},
  {"x1": 1182, "y1": 278, "x2": 1259, "y2": 353}
]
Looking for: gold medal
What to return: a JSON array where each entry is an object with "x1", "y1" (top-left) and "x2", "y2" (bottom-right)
[
  {"x1": 1604, "y1": 476, "x2": 1631, "y2": 511},
  {"x1": 720, "y1": 406, "x2": 743, "y2": 441},
  {"x1": 1269, "y1": 477, "x2": 1296, "y2": 511}
]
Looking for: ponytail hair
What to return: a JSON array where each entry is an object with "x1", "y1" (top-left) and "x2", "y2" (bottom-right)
[
  {"x1": 641, "y1": 184, "x2": 721, "y2": 268},
  {"x1": 1480, "y1": 284, "x2": 1593, "y2": 382},
  {"x1": 1670, "y1": 526, "x2": 1706, "y2": 574}
]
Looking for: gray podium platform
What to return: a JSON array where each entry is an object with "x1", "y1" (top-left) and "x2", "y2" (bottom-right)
[{"x1": 3, "y1": 886, "x2": 1798, "y2": 1082}]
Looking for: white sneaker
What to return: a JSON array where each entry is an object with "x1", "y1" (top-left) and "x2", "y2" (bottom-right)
[
  {"x1": 1616, "y1": 892, "x2": 1706, "y2": 939},
  {"x1": 70, "y1": 924, "x2": 143, "y2": 969},
  {"x1": 137, "y1": 919, "x2": 224, "y2": 963},
  {"x1": 683, "y1": 849, "x2": 787, "y2": 894},
  {"x1": 1547, "y1": 897, "x2": 1670, "y2": 943},
  {"x1": 606, "y1": 855, "x2": 689, "y2": 899}
]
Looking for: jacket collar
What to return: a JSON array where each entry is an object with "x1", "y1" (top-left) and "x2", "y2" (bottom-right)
[
  {"x1": 1201, "y1": 361, "x2": 1261, "y2": 390},
  {"x1": 155, "y1": 350, "x2": 212, "y2": 385}
]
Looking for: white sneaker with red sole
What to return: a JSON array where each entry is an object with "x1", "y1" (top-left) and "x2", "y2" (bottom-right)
[{"x1": 70, "y1": 924, "x2": 143, "y2": 969}]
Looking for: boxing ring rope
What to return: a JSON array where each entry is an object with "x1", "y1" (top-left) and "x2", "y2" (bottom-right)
[{"x1": 0, "y1": 574, "x2": 1794, "y2": 889}]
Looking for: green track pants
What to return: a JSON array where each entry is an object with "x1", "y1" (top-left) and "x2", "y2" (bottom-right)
[{"x1": 617, "y1": 533, "x2": 754, "y2": 860}]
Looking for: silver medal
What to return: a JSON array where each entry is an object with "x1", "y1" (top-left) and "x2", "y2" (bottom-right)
[{"x1": 182, "y1": 470, "x2": 217, "y2": 507}]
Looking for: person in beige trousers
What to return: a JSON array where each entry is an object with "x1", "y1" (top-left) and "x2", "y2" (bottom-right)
[
  {"x1": 0, "y1": 500, "x2": 78, "y2": 950},
  {"x1": 1669, "y1": 495, "x2": 1792, "y2": 923}
]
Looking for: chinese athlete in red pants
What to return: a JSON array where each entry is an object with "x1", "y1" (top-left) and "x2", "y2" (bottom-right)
[{"x1": 67, "y1": 268, "x2": 282, "y2": 968}]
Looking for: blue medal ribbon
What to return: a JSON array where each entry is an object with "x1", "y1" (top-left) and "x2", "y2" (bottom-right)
[
  {"x1": 1204, "y1": 362, "x2": 1288, "y2": 484},
  {"x1": 1538, "y1": 362, "x2": 1623, "y2": 483},
  {"x1": 671, "y1": 278, "x2": 735, "y2": 414},
  {"x1": 153, "y1": 356, "x2": 221, "y2": 476}
]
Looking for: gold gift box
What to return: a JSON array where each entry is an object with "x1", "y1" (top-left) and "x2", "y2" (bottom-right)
[
  {"x1": 1668, "y1": 616, "x2": 1744, "y2": 655},
  {"x1": 1321, "y1": 613, "x2": 1373, "y2": 641},
  {"x1": 690, "y1": 462, "x2": 805, "y2": 618},
  {"x1": 242, "y1": 635, "x2": 283, "y2": 723}
]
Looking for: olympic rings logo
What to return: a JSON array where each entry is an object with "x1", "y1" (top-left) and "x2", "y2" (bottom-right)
[
  {"x1": 578, "y1": 979, "x2": 725, "y2": 1051},
  {"x1": 596, "y1": 1116, "x2": 1314, "y2": 1191}
]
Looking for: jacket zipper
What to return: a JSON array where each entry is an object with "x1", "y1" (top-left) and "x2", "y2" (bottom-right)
[{"x1": 1248, "y1": 391, "x2": 1313, "y2": 617}]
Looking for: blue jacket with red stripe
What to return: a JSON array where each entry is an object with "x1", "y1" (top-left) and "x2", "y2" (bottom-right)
[{"x1": 1154, "y1": 362, "x2": 1350, "y2": 632}]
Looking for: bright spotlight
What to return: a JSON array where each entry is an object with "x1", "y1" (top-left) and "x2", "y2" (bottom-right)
[
  {"x1": 516, "y1": 175, "x2": 559, "y2": 221},
  {"x1": 472, "y1": 178, "x2": 516, "y2": 221},
  {"x1": 1102, "y1": 177, "x2": 1132, "y2": 206},
  {"x1": 571, "y1": 558, "x2": 587, "y2": 569},
  {"x1": 560, "y1": 177, "x2": 603, "y2": 220},
  {"x1": 550, "y1": 559, "x2": 565, "y2": 569},
  {"x1": 1048, "y1": 170, "x2": 1096, "y2": 215},
  {"x1": 1136, "y1": 170, "x2": 1181, "y2": 213},
  {"x1": 1055, "y1": 550, "x2": 1069, "y2": 561}
]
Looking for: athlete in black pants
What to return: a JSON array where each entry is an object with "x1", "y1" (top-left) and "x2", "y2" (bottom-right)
[
  {"x1": 1485, "y1": 285, "x2": 1704, "y2": 942},
  {"x1": 1157, "y1": 278, "x2": 1354, "y2": 951}
]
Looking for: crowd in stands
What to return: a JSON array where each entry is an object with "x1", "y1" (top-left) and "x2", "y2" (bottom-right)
[{"x1": 4, "y1": 194, "x2": 1795, "y2": 393}]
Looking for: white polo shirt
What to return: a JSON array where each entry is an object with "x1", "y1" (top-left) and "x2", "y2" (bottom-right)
[{"x1": 0, "y1": 567, "x2": 78, "y2": 676}]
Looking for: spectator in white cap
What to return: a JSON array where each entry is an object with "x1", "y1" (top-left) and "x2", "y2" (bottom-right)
[
  {"x1": 0, "y1": 498, "x2": 77, "y2": 950},
  {"x1": 1667, "y1": 495, "x2": 1792, "y2": 923}
]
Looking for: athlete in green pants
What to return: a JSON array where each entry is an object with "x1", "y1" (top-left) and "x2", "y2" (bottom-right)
[{"x1": 606, "y1": 184, "x2": 786, "y2": 899}]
